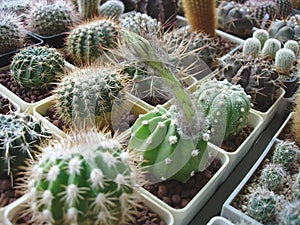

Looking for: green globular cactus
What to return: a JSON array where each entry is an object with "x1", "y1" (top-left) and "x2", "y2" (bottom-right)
[
  {"x1": 193, "y1": 79, "x2": 252, "y2": 145},
  {"x1": 275, "y1": 48, "x2": 296, "y2": 75},
  {"x1": 260, "y1": 163, "x2": 286, "y2": 191},
  {"x1": 247, "y1": 187, "x2": 278, "y2": 223},
  {"x1": 54, "y1": 66, "x2": 124, "y2": 129},
  {"x1": 182, "y1": 0, "x2": 217, "y2": 37},
  {"x1": 77, "y1": 0, "x2": 101, "y2": 19},
  {"x1": 272, "y1": 140, "x2": 298, "y2": 169},
  {"x1": 278, "y1": 200, "x2": 300, "y2": 225},
  {"x1": 0, "y1": 113, "x2": 51, "y2": 181},
  {"x1": 253, "y1": 29, "x2": 270, "y2": 48},
  {"x1": 10, "y1": 46, "x2": 65, "y2": 89},
  {"x1": 66, "y1": 18, "x2": 120, "y2": 65},
  {"x1": 26, "y1": 0, "x2": 79, "y2": 36},
  {"x1": 0, "y1": 10, "x2": 25, "y2": 54},
  {"x1": 23, "y1": 131, "x2": 141, "y2": 225},
  {"x1": 243, "y1": 37, "x2": 262, "y2": 58},
  {"x1": 128, "y1": 105, "x2": 210, "y2": 183},
  {"x1": 261, "y1": 38, "x2": 282, "y2": 60},
  {"x1": 99, "y1": 0, "x2": 125, "y2": 19},
  {"x1": 284, "y1": 39, "x2": 299, "y2": 55}
]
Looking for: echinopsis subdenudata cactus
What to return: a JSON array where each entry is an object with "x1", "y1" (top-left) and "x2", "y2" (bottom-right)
[
  {"x1": 128, "y1": 105, "x2": 210, "y2": 183},
  {"x1": 10, "y1": 46, "x2": 65, "y2": 89},
  {"x1": 0, "y1": 113, "x2": 51, "y2": 181},
  {"x1": 23, "y1": 131, "x2": 142, "y2": 225}
]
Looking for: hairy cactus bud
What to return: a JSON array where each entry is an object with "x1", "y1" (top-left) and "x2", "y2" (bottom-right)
[
  {"x1": 10, "y1": 46, "x2": 65, "y2": 89},
  {"x1": 278, "y1": 200, "x2": 300, "y2": 225},
  {"x1": 99, "y1": 0, "x2": 125, "y2": 18},
  {"x1": 283, "y1": 39, "x2": 299, "y2": 55},
  {"x1": 275, "y1": 48, "x2": 296, "y2": 75},
  {"x1": 253, "y1": 29, "x2": 270, "y2": 48},
  {"x1": 23, "y1": 131, "x2": 141, "y2": 225},
  {"x1": 261, "y1": 38, "x2": 281, "y2": 60},
  {"x1": 243, "y1": 37, "x2": 262, "y2": 58},
  {"x1": 272, "y1": 140, "x2": 298, "y2": 168},
  {"x1": 260, "y1": 163, "x2": 286, "y2": 191}
]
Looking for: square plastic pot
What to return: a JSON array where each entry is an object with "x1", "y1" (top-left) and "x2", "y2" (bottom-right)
[
  {"x1": 206, "y1": 216, "x2": 234, "y2": 225},
  {"x1": 29, "y1": 32, "x2": 68, "y2": 49}
]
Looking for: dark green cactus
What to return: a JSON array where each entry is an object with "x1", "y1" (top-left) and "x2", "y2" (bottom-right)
[
  {"x1": 10, "y1": 46, "x2": 65, "y2": 89},
  {"x1": 99, "y1": 0, "x2": 125, "y2": 18},
  {"x1": 23, "y1": 131, "x2": 141, "y2": 225},
  {"x1": 26, "y1": 0, "x2": 79, "y2": 36},
  {"x1": 0, "y1": 10, "x2": 25, "y2": 54},
  {"x1": 272, "y1": 140, "x2": 298, "y2": 169},
  {"x1": 0, "y1": 113, "x2": 51, "y2": 181}
]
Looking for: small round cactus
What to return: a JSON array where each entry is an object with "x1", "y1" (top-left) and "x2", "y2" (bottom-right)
[
  {"x1": 253, "y1": 29, "x2": 270, "y2": 48},
  {"x1": 272, "y1": 140, "x2": 298, "y2": 168},
  {"x1": 99, "y1": 0, "x2": 125, "y2": 18},
  {"x1": 10, "y1": 46, "x2": 65, "y2": 89},
  {"x1": 248, "y1": 187, "x2": 278, "y2": 223},
  {"x1": 284, "y1": 40, "x2": 299, "y2": 55},
  {"x1": 261, "y1": 38, "x2": 282, "y2": 60},
  {"x1": 243, "y1": 37, "x2": 262, "y2": 58},
  {"x1": 275, "y1": 48, "x2": 296, "y2": 75},
  {"x1": 23, "y1": 130, "x2": 141, "y2": 225},
  {"x1": 260, "y1": 163, "x2": 286, "y2": 191},
  {"x1": 278, "y1": 200, "x2": 300, "y2": 225}
]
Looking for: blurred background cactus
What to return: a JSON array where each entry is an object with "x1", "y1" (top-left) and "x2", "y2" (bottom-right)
[
  {"x1": 99, "y1": 0, "x2": 125, "y2": 19},
  {"x1": 77, "y1": 0, "x2": 101, "y2": 19},
  {"x1": 0, "y1": 0, "x2": 30, "y2": 18}
]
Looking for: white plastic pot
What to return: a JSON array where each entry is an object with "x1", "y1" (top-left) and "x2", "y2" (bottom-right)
[{"x1": 206, "y1": 216, "x2": 234, "y2": 225}]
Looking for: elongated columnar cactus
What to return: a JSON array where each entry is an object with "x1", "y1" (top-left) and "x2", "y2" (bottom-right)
[
  {"x1": 10, "y1": 46, "x2": 65, "y2": 89},
  {"x1": 77, "y1": 0, "x2": 100, "y2": 19},
  {"x1": 23, "y1": 131, "x2": 141, "y2": 225},
  {"x1": 182, "y1": 0, "x2": 216, "y2": 37}
]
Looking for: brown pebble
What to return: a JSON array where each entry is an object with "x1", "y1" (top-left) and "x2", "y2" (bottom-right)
[
  {"x1": 157, "y1": 185, "x2": 168, "y2": 198},
  {"x1": 171, "y1": 194, "x2": 181, "y2": 205}
]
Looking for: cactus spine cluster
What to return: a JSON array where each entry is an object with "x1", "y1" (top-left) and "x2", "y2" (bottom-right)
[
  {"x1": 77, "y1": 0, "x2": 101, "y2": 19},
  {"x1": 181, "y1": 0, "x2": 216, "y2": 37},
  {"x1": 260, "y1": 163, "x2": 286, "y2": 191},
  {"x1": 272, "y1": 140, "x2": 298, "y2": 168},
  {"x1": 23, "y1": 131, "x2": 141, "y2": 225},
  {"x1": 10, "y1": 46, "x2": 65, "y2": 89},
  {"x1": 99, "y1": 0, "x2": 125, "y2": 19},
  {"x1": 26, "y1": 0, "x2": 79, "y2": 36},
  {"x1": 66, "y1": 18, "x2": 120, "y2": 65},
  {"x1": 0, "y1": 10, "x2": 25, "y2": 54},
  {"x1": 0, "y1": 113, "x2": 50, "y2": 181}
]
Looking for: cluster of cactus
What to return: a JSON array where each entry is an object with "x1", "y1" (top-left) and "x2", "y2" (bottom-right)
[
  {"x1": 77, "y1": 0, "x2": 101, "y2": 19},
  {"x1": 0, "y1": 113, "x2": 51, "y2": 181},
  {"x1": 54, "y1": 66, "x2": 124, "y2": 129},
  {"x1": 181, "y1": 0, "x2": 216, "y2": 37},
  {"x1": 66, "y1": 18, "x2": 120, "y2": 65},
  {"x1": 26, "y1": 0, "x2": 79, "y2": 36},
  {"x1": 0, "y1": 10, "x2": 25, "y2": 54},
  {"x1": 272, "y1": 140, "x2": 298, "y2": 168},
  {"x1": 10, "y1": 46, "x2": 66, "y2": 89},
  {"x1": 278, "y1": 200, "x2": 300, "y2": 225},
  {"x1": 128, "y1": 105, "x2": 210, "y2": 183},
  {"x1": 260, "y1": 163, "x2": 286, "y2": 191},
  {"x1": 99, "y1": 0, "x2": 125, "y2": 19},
  {"x1": 23, "y1": 130, "x2": 141, "y2": 225},
  {"x1": 192, "y1": 79, "x2": 252, "y2": 145}
]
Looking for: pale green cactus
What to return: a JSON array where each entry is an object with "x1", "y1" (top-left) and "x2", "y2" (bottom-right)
[
  {"x1": 243, "y1": 37, "x2": 262, "y2": 58},
  {"x1": 275, "y1": 48, "x2": 296, "y2": 75},
  {"x1": 261, "y1": 38, "x2": 282, "y2": 60},
  {"x1": 284, "y1": 40, "x2": 299, "y2": 55},
  {"x1": 253, "y1": 29, "x2": 270, "y2": 48}
]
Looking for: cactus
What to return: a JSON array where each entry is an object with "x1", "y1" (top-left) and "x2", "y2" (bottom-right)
[
  {"x1": 22, "y1": 130, "x2": 141, "y2": 225},
  {"x1": 260, "y1": 163, "x2": 286, "y2": 191},
  {"x1": 182, "y1": 0, "x2": 216, "y2": 37},
  {"x1": 66, "y1": 18, "x2": 120, "y2": 65},
  {"x1": 243, "y1": 37, "x2": 262, "y2": 58},
  {"x1": 193, "y1": 79, "x2": 252, "y2": 145},
  {"x1": 77, "y1": 0, "x2": 101, "y2": 19},
  {"x1": 274, "y1": 0, "x2": 292, "y2": 18},
  {"x1": 261, "y1": 38, "x2": 282, "y2": 60},
  {"x1": 272, "y1": 140, "x2": 298, "y2": 169},
  {"x1": 247, "y1": 187, "x2": 278, "y2": 223},
  {"x1": 0, "y1": 10, "x2": 25, "y2": 54},
  {"x1": 283, "y1": 39, "x2": 299, "y2": 55},
  {"x1": 99, "y1": 0, "x2": 125, "y2": 18},
  {"x1": 54, "y1": 66, "x2": 124, "y2": 129},
  {"x1": 275, "y1": 48, "x2": 296, "y2": 75},
  {"x1": 26, "y1": 0, "x2": 79, "y2": 36},
  {"x1": 0, "y1": 0, "x2": 30, "y2": 17},
  {"x1": 10, "y1": 46, "x2": 65, "y2": 89},
  {"x1": 0, "y1": 113, "x2": 51, "y2": 181},
  {"x1": 278, "y1": 200, "x2": 300, "y2": 225},
  {"x1": 253, "y1": 29, "x2": 270, "y2": 48},
  {"x1": 244, "y1": 0, "x2": 278, "y2": 23},
  {"x1": 292, "y1": 171, "x2": 300, "y2": 200},
  {"x1": 128, "y1": 105, "x2": 210, "y2": 183}
]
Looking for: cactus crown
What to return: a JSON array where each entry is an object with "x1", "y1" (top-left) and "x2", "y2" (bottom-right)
[
  {"x1": 260, "y1": 163, "x2": 286, "y2": 191},
  {"x1": 23, "y1": 130, "x2": 142, "y2": 225},
  {"x1": 272, "y1": 140, "x2": 298, "y2": 168},
  {"x1": 10, "y1": 46, "x2": 66, "y2": 89},
  {"x1": 99, "y1": 0, "x2": 125, "y2": 18}
]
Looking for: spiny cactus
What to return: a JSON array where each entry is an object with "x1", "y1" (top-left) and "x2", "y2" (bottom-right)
[
  {"x1": 292, "y1": 171, "x2": 300, "y2": 200},
  {"x1": 272, "y1": 140, "x2": 298, "y2": 169},
  {"x1": 0, "y1": 0, "x2": 30, "y2": 17},
  {"x1": 26, "y1": 0, "x2": 79, "y2": 36},
  {"x1": 77, "y1": 0, "x2": 101, "y2": 19},
  {"x1": 244, "y1": 0, "x2": 278, "y2": 22},
  {"x1": 99, "y1": 0, "x2": 125, "y2": 18},
  {"x1": 10, "y1": 46, "x2": 66, "y2": 89},
  {"x1": 283, "y1": 39, "x2": 299, "y2": 55},
  {"x1": 260, "y1": 163, "x2": 286, "y2": 191},
  {"x1": 253, "y1": 29, "x2": 270, "y2": 48},
  {"x1": 193, "y1": 79, "x2": 252, "y2": 145},
  {"x1": 274, "y1": 0, "x2": 292, "y2": 18},
  {"x1": 0, "y1": 113, "x2": 51, "y2": 181},
  {"x1": 247, "y1": 187, "x2": 278, "y2": 223},
  {"x1": 261, "y1": 38, "x2": 282, "y2": 60},
  {"x1": 182, "y1": 0, "x2": 216, "y2": 37},
  {"x1": 66, "y1": 18, "x2": 120, "y2": 65},
  {"x1": 278, "y1": 200, "x2": 300, "y2": 225},
  {"x1": 23, "y1": 130, "x2": 142, "y2": 225},
  {"x1": 243, "y1": 37, "x2": 262, "y2": 58},
  {"x1": 0, "y1": 10, "x2": 25, "y2": 54},
  {"x1": 54, "y1": 66, "x2": 124, "y2": 129},
  {"x1": 128, "y1": 105, "x2": 210, "y2": 183},
  {"x1": 275, "y1": 48, "x2": 296, "y2": 75}
]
